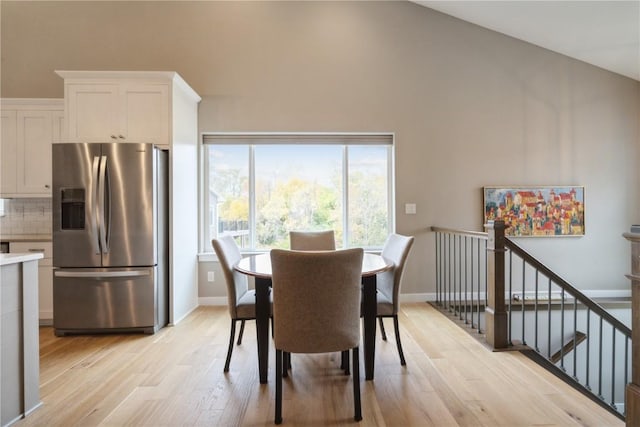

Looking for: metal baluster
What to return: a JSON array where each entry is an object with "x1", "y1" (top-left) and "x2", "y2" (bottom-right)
[
  {"x1": 508, "y1": 249, "x2": 513, "y2": 345},
  {"x1": 483, "y1": 238, "x2": 488, "y2": 333},
  {"x1": 440, "y1": 233, "x2": 444, "y2": 308},
  {"x1": 560, "y1": 289, "x2": 565, "y2": 371},
  {"x1": 453, "y1": 236, "x2": 462, "y2": 319},
  {"x1": 534, "y1": 270, "x2": 539, "y2": 352},
  {"x1": 598, "y1": 316, "x2": 603, "y2": 400},
  {"x1": 478, "y1": 239, "x2": 486, "y2": 333},
  {"x1": 611, "y1": 327, "x2": 616, "y2": 408},
  {"x1": 547, "y1": 278, "x2": 552, "y2": 359},
  {"x1": 435, "y1": 232, "x2": 440, "y2": 305},
  {"x1": 451, "y1": 234, "x2": 456, "y2": 314},
  {"x1": 586, "y1": 308, "x2": 591, "y2": 391},
  {"x1": 521, "y1": 258, "x2": 526, "y2": 345},
  {"x1": 447, "y1": 234, "x2": 452, "y2": 312},
  {"x1": 572, "y1": 297, "x2": 578, "y2": 380},
  {"x1": 471, "y1": 237, "x2": 475, "y2": 329},
  {"x1": 453, "y1": 235, "x2": 457, "y2": 315},
  {"x1": 464, "y1": 236, "x2": 468, "y2": 324}
]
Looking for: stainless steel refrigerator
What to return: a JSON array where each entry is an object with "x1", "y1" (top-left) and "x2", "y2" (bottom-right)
[{"x1": 52, "y1": 143, "x2": 168, "y2": 335}]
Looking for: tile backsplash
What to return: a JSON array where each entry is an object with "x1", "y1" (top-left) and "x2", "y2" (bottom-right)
[{"x1": 0, "y1": 198, "x2": 52, "y2": 235}]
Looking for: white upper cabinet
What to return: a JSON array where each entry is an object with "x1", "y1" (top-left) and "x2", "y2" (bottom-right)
[
  {"x1": 121, "y1": 83, "x2": 170, "y2": 144},
  {"x1": 57, "y1": 71, "x2": 191, "y2": 148},
  {"x1": 0, "y1": 99, "x2": 63, "y2": 198},
  {"x1": 65, "y1": 83, "x2": 119, "y2": 142},
  {"x1": 1, "y1": 110, "x2": 18, "y2": 195}
]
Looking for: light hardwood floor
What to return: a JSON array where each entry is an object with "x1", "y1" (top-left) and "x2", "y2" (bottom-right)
[{"x1": 15, "y1": 303, "x2": 622, "y2": 426}]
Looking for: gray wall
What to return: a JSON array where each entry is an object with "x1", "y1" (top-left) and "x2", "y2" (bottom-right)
[{"x1": 2, "y1": 1, "x2": 638, "y2": 300}]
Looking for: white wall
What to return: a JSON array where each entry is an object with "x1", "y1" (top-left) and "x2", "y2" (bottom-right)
[{"x1": 2, "y1": 1, "x2": 638, "y2": 300}]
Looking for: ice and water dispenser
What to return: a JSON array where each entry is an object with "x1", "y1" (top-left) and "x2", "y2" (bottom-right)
[{"x1": 60, "y1": 188, "x2": 85, "y2": 230}]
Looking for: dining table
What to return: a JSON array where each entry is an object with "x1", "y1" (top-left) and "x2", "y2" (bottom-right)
[{"x1": 235, "y1": 251, "x2": 393, "y2": 384}]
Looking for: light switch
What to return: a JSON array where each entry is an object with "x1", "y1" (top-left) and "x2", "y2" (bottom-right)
[{"x1": 405, "y1": 203, "x2": 417, "y2": 215}]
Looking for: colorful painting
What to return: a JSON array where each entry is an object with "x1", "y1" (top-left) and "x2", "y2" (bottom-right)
[{"x1": 483, "y1": 186, "x2": 585, "y2": 237}]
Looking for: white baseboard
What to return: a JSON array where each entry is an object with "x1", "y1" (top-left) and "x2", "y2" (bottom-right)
[
  {"x1": 199, "y1": 294, "x2": 436, "y2": 306},
  {"x1": 199, "y1": 296, "x2": 229, "y2": 306},
  {"x1": 399, "y1": 293, "x2": 436, "y2": 302},
  {"x1": 39, "y1": 310, "x2": 53, "y2": 326},
  {"x1": 198, "y1": 290, "x2": 626, "y2": 308}
]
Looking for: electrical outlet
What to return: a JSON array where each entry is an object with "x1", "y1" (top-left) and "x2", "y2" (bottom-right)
[{"x1": 207, "y1": 271, "x2": 215, "y2": 282}]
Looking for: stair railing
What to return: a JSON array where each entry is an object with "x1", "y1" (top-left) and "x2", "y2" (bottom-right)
[
  {"x1": 432, "y1": 221, "x2": 631, "y2": 420},
  {"x1": 432, "y1": 225, "x2": 489, "y2": 334}
]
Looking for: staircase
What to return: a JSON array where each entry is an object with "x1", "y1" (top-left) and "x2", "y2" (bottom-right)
[{"x1": 431, "y1": 222, "x2": 634, "y2": 421}]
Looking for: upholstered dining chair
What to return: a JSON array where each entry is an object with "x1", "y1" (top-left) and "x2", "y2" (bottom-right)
[
  {"x1": 376, "y1": 233, "x2": 414, "y2": 366},
  {"x1": 288, "y1": 229, "x2": 340, "y2": 369},
  {"x1": 212, "y1": 236, "x2": 269, "y2": 373},
  {"x1": 271, "y1": 248, "x2": 364, "y2": 424},
  {"x1": 289, "y1": 230, "x2": 336, "y2": 251}
]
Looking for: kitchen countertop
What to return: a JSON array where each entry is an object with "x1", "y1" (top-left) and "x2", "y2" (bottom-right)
[
  {"x1": 0, "y1": 252, "x2": 44, "y2": 266},
  {"x1": 0, "y1": 234, "x2": 52, "y2": 242}
]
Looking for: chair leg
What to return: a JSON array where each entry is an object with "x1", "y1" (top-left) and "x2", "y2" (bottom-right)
[
  {"x1": 237, "y1": 319, "x2": 245, "y2": 345},
  {"x1": 341, "y1": 350, "x2": 350, "y2": 375},
  {"x1": 379, "y1": 317, "x2": 387, "y2": 341},
  {"x1": 283, "y1": 352, "x2": 290, "y2": 378},
  {"x1": 352, "y1": 347, "x2": 362, "y2": 422},
  {"x1": 393, "y1": 315, "x2": 407, "y2": 366},
  {"x1": 224, "y1": 320, "x2": 237, "y2": 372},
  {"x1": 275, "y1": 349, "x2": 283, "y2": 424}
]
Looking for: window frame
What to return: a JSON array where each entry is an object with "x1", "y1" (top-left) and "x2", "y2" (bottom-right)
[{"x1": 201, "y1": 132, "x2": 395, "y2": 253}]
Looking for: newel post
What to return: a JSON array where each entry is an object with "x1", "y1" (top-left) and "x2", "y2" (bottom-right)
[
  {"x1": 484, "y1": 220, "x2": 509, "y2": 350},
  {"x1": 625, "y1": 228, "x2": 640, "y2": 426}
]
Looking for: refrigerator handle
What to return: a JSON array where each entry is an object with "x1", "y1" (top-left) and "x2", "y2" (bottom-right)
[
  {"x1": 91, "y1": 156, "x2": 101, "y2": 255},
  {"x1": 98, "y1": 155, "x2": 109, "y2": 254},
  {"x1": 54, "y1": 270, "x2": 150, "y2": 278}
]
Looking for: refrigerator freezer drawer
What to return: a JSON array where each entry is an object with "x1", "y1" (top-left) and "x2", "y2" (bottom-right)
[{"x1": 53, "y1": 266, "x2": 164, "y2": 335}]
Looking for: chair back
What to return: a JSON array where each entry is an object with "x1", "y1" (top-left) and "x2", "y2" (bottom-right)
[
  {"x1": 378, "y1": 233, "x2": 414, "y2": 314},
  {"x1": 212, "y1": 236, "x2": 249, "y2": 319},
  {"x1": 271, "y1": 248, "x2": 363, "y2": 353},
  {"x1": 289, "y1": 230, "x2": 336, "y2": 251}
]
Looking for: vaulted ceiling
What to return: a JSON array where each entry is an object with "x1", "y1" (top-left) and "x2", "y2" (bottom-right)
[{"x1": 414, "y1": 1, "x2": 640, "y2": 81}]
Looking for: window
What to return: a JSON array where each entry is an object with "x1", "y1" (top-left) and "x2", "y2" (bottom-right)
[{"x1": 203, "y1": 133, "x2": 394, "y2": 251}]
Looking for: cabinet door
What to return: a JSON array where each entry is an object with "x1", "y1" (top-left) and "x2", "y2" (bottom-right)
[
  {"x1": 38, "y1": 265, "x2": 54, "y2": 321},
  {"x1": 0, "y1": 110, "x2": 17, "y2": 194},
  {"x1": 66, "y1": 84, "x2": 119, "y2": 142},
  {"x1": 120, "y1": 83, "x2": 170, "y2": 145},
  {"x1": 10, "y1": 242, "x2": 53, "y2": 321},
  {"x1": 52, "y1": 110, "x2": 65, "y2": 143},
  {"x1": 16, "y1": 111, "x2": 52, "y2": 195}
]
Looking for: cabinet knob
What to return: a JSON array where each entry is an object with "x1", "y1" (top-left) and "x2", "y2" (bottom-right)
[
  {"x1": 118, "y1": 135, "x2": 125, "y2": 139},
  {"x1": 45, "y1": 184, "x2": 50, "y2": 189},
  {"x1": 111, "y1": 135, "x2": 118, "y2": 139}
]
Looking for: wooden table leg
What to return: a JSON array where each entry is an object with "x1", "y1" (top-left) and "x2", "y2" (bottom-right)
[
  {"x1": 362, "y1": 274, "x2": 377, "y2": 380},
  {"x1": 255, "y1": 277, "x2": 271, "y2": 384}
]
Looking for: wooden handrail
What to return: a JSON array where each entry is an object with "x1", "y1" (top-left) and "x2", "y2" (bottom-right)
[
  {"x1": 506, "y1": 239, "x2": 631, "y2": 336},
  {"x1": 430, "y1": 226, "x2": 488, "y2": 239}
]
